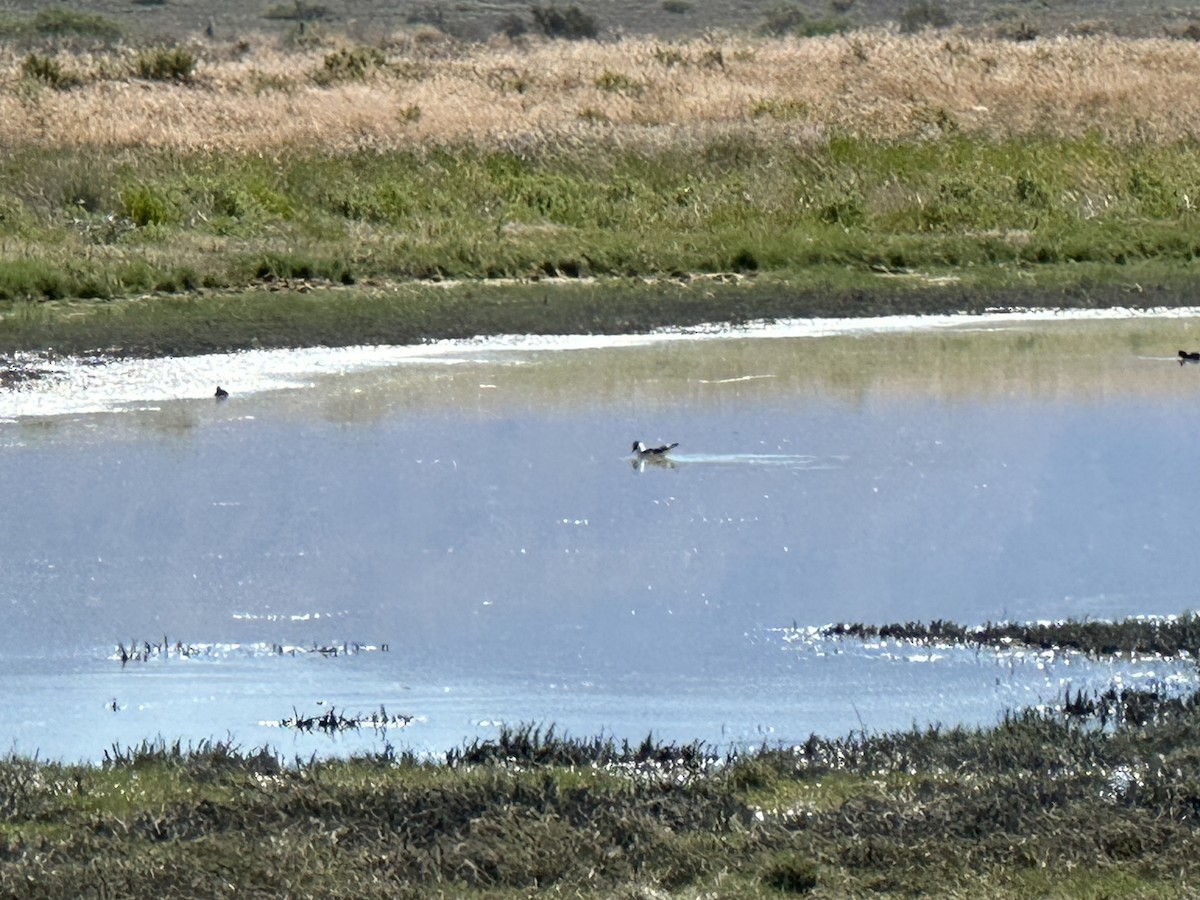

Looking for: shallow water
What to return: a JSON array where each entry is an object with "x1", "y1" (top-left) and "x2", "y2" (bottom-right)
[{"x1": 4, "y1": 310, "x2": 1200, "y2": 762}]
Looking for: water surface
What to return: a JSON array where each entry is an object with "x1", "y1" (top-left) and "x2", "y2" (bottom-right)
[{"x1": 4, "y1": 310, "x2": 1200, "y2": 761}]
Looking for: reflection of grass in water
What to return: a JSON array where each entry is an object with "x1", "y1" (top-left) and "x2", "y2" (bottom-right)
[
  {"x1": 734, "y1": 314, "x2": 1200, "y2": 403},
  {"x1": 331, "y1": 311, "x2": 1200, "y2": 418},
  {"x1": 8, "y1": 304, "x2": 1198, "y2": 427}
]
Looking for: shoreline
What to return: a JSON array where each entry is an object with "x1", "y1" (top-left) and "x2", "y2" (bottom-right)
[
  {"x1": 6, "y1": 299, "x2": 1200, "y2": 419},
  {"x1": 2, "y1": 268, "x2": 1199, "y2": 358}
]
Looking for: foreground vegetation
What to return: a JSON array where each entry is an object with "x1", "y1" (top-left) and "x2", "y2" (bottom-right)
[
  {"x1": 1, "y1": 31, "x2": 1200, "y2": 354},
  {"x1": 4, "y1": 704, "x2": 1200, "y2": 896},
  {"x1": 3, "y1": 616, "x2": 1200, "y2": 898}
]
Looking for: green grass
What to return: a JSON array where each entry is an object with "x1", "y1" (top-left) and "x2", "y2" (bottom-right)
[
  {"x1": 133, "y1": 46, "x2": 197, "y2": 82},
  {"x1": 2, "y1": 135, "x2": 1199, "y2": 288},
  {"x1": 1, "y1": 133, "x2": 1199, "y2": 354}
]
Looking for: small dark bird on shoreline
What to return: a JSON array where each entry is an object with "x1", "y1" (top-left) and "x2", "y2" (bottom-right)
[
  {"x1": 214, "y1": 386, "x2": 229, "y2": 399},
  {"x1": 632, "y1": 440, "x2": 679, "y2": 458},
  {"x1": 1179, "y1": 351, "x2": 1200, "y2": 365}
]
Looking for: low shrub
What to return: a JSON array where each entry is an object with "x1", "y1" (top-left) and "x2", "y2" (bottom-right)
[
  {"x1": 121, "y1": 184, "x2": 177, "y2": 227},
  {"x1": 594, "y1": 70, "x2": 642, "y2": 95},
  {"x1": 134, "y1": 46, "x2": 197, "y2": 81},
  {"x1": 31, "y1": 9, "x2": 122, "y2": 41},
  {"x1": 21, "y1": 53, "x2": 81, "y2": 89},
  {"x1": 262, "y1": 0, "x2": 329, "y2": 21},
  {"x1": 531, "y1": 4, "x2": 598, "y2": 39},
  {"x1": 405, "y1": 3, "x2": 444, "y2": 27},
  {"x1": 760, "y1": 3, "x2": 849, "y2": 36},
  {"x1": 0, "y1": 9, "x2": 122, "y2": 45},
  {"x1": 315, "y1": 45, "x2": 385, "y2": 83},
  {"x1": 900, "y1": 0, "x2": 952, "y2": 32},
  {"x1": 498, "y1": 14, "x2": 528, "y2": 38},
  {"x1": 762, "y1": 855, "x2": 819, "y2": 893}
]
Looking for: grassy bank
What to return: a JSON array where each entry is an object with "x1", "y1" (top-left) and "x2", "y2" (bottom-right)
[
  {"x1": 1, "y1": 34, "x2": 1200, "y2": 354},
  {"x1": 5, "y1": 701, "x2": 1200, "y2": 896},
  {"x1": 5, "y1": 136, "x2": 1200, "y2": 289},
  {"x1": 1, "y1": 133, "x2": 1199, "y2": 356},
  {"x1": 4, "y1": 616, "x2": 1200, "y2": 897}
]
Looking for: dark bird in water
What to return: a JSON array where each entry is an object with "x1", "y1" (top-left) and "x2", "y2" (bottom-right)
[
  {"x1": 214, "y1": 385, "x2": 229, "y2": 399},
  {"x1": 1179, "y1": 351, "x2": 1200, "y2": 365},
  {"x1": 632, "y1": 440, "x2": 679, "y2": 458}
]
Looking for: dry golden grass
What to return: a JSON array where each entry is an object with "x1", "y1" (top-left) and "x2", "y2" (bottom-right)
[{"x1": 2, "y1": 31, "x2": 1200, "y2": 152}]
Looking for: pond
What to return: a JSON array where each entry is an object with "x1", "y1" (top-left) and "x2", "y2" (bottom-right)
[{"x1": 3, "y1": 309, "x2": 1200, "y2": 762}]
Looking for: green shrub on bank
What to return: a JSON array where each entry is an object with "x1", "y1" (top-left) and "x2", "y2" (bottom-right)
[
  {"x1": 531, "y1": 4, "x2": 598, "y2": 39},
  {"x1": 760, "y1": 3, "x2": 850, "y2": 37},
  {"x1": 315, "y1": 45, "x2": 386, "y2": 82},
  {"x1": 21, "y1": 53, "x2": 82, "y2": 89},
  {"x1": 0, "y1": 196, "x2": 30, "y2": 236},
  {"x1": 134, "y1": 46, "x2": 196, "y2": 81},
  {"x1": 120, "y1": 184, "x2": 177, "y2": 226},
  {"x1": 0, "y1": 9, "x2": 123, "y2": 45}
]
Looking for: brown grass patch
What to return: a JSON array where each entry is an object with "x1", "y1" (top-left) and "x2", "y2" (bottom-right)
[{"x1": 2, "y1": 32, "x2": 1200, "y2": 153}]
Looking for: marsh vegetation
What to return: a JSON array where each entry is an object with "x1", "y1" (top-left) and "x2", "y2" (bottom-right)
[
  {"x1": 1, "y1": 29, "x2": 1200, "y2": 353},
  {"x1": 6, "y1": 637, "x2": 1200, "y2": 899}
]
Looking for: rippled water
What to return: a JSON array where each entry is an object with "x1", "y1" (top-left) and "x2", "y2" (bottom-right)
[{"x1": 4, "y1": 309, "x2": 1200, "y2": 762}]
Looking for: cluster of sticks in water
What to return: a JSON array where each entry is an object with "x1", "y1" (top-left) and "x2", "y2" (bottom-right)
[
  {"x1": 277, "y1": 705, "x2": 413, "y2": 735},
  {"x1": 115, "y1": 637, "x2": 388, "y2": 665}
]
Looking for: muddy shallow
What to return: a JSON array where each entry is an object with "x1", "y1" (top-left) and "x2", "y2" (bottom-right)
[{"x1": 3, "y1": 309, "x2": 1200, "y2": 762}]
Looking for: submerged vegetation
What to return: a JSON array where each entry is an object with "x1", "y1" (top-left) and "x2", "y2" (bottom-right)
[
  {"x1": 115, "y1": 636, "x2": 389, "y2": 664},
  {"x1": 275, "y1": 705, "x2": 413, "y2": 734},
  {"x1": 823, "y1": 613, "x2": 1200, "y2": 659},
  {"x1": 821, "y1": 614, "x2": 1200, "y2": 730}
]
